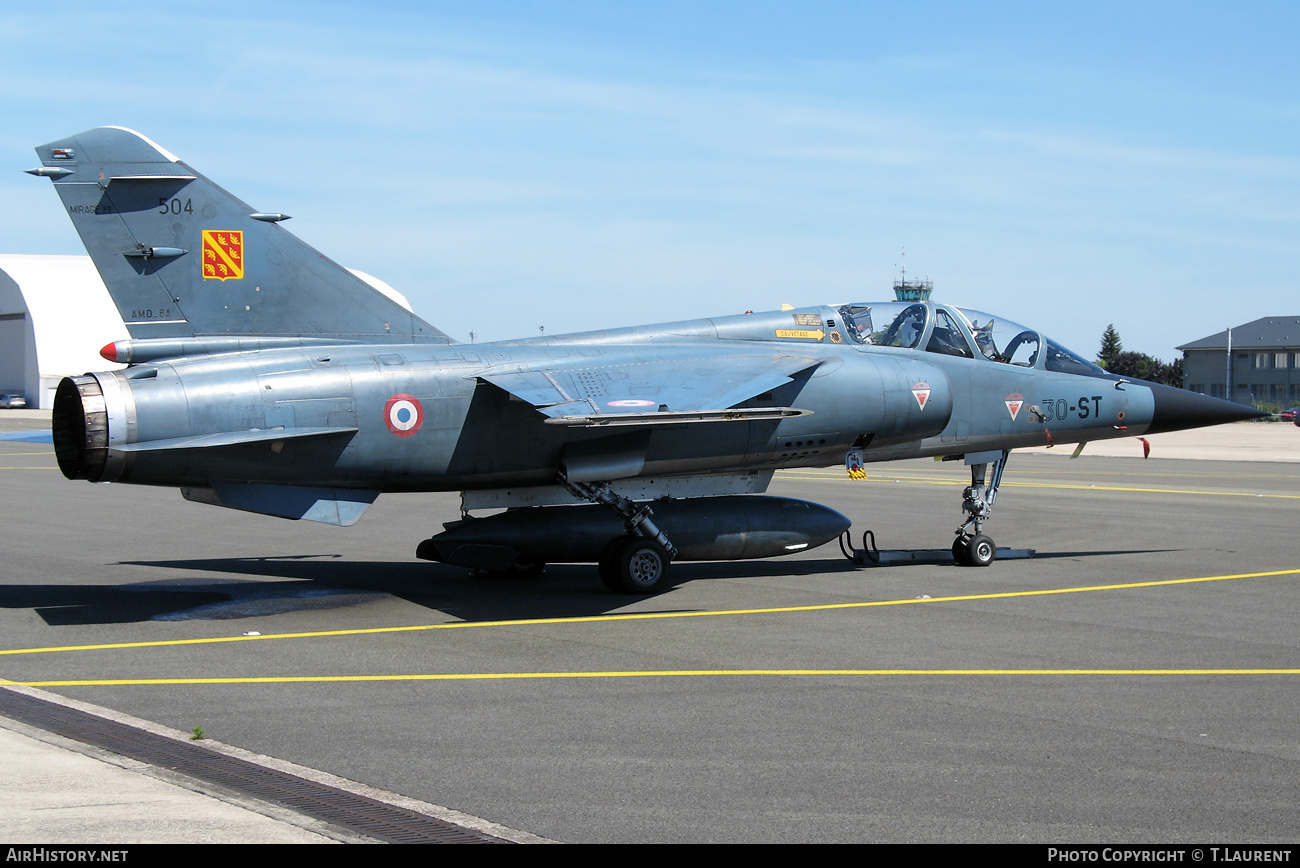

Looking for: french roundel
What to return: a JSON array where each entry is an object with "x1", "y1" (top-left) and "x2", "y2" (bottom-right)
[{"x1": 384, "y1": 393, "x2": 424, "y2": 437}]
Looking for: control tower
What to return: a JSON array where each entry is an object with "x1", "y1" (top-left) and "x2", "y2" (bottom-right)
[{"x1": 892, "y1": 266, "x2": 933, "y2": 302}]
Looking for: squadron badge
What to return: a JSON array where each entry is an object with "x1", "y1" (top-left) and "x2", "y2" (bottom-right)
[
  {"x1": 201, "y1": 230, "x2": 244, "y2": 280},
  {"x1": 1005, "y1": 392, "x2": 1024, "y2": 421},
  {"x1": 911, "y1": 382, "x2": 931, "y2": 411}
]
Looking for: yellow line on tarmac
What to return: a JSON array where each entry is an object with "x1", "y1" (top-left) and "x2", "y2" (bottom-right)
[
  {"x1": 3, "y1": 568, "x2": 1298, "y2": 658},
  {"x1": 1003, "y1": 481, "x2": 1300, "y2": 498},
  {"x1": 9, "y1": 669, "x2": 1300, "y2": 688}
]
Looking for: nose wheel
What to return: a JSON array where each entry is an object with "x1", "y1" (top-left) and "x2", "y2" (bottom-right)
[{"x1": 952, "y1": 533, "x2": 996, "y2": 567}]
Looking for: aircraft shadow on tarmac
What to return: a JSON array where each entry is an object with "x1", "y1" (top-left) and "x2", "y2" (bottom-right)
[
  {"x1": 1025, "y1": 549, "x2": 1169, "y2": 561},
  {"x1": 106, "y1": 555, "x2": 857, "y2": 624},
  {"x1": 3, "y1": 556, "x2": 856, "y2": 626},
  {"x1": 1, "y1": 547, "x2": 1167, "y2": 627}
]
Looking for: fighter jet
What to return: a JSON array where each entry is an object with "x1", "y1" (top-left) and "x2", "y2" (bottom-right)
[{"x1": 28, "y1": 127, "x2": 1266, "y2": 593}]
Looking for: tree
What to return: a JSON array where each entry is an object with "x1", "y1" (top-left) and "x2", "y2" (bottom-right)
[
  {"x1": 1098, "y1": 324, "x2": 1123, "y2": 369},
  {"x1": 1106, "y1": 351, "x2": 1184, "y2": 387},
  {"x1": 1096, "y1": 326, "x2": 1183, "y2": 387}
]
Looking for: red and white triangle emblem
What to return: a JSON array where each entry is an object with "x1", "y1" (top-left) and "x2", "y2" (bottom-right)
[
  {"x1": 1005, "y1": 392, "x2": 1024, "y2": 421},
  {"x1": 912, "y1": 382, "x2": 931, "y2": 411}
]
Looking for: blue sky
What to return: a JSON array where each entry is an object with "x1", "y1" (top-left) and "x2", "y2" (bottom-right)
[{"x1": 3, "y1": 1, "x2": 1295, "y2": 359}]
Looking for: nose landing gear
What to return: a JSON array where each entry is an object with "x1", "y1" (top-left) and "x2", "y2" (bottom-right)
[
  {"x1": 837, "y1": 448, "x2": 1033, "y2": 568},
  {"x1": 953, "y1": 449, "x2": 1009, "y2": 567}
]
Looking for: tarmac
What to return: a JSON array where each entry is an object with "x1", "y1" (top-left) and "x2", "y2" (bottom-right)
[
  {"x1": 0, "y1": 410, "x2": 545, "y2": 844},
  {"x1": 1, "y1": 409, "x2": 1295, "y2": 843},
  {"x1": 0, "y1": 689, "x2": 350, "y2": 844},
  {"x1": 0, "y1": 683, "x2": 544, "y2": 844}
]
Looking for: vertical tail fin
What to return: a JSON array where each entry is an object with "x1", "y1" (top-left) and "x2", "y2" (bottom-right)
[{"x1": 31, "y1": 127, "x2": 449, "y2": 344}]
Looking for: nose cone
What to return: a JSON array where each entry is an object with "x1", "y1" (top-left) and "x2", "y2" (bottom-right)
[{"x1": 1144, "y1": 381, "x2": 1269, "y2": 435}]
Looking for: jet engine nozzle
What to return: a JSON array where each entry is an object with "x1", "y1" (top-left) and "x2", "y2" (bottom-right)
[{"x1": 52, "y1": 373, "x2": 133, "y2": 483}]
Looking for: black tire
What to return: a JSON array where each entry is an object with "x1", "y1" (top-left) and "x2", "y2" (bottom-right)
[
  {"x1": 604, "y1": 537, "x2": 671, "y2": 594},
  {"x1": 952, "y1": 536, "x2": 971, "y2": 566},
  {"x1": 597, "y1": 537, "x2": 626, "y2": 592},
  {"x1": 966, "y1": 534, "x2": 996, "y2": 567}
]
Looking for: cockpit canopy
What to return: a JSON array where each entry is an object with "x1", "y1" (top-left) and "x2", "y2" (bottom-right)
[{"x1": 836, "y1": 301, "x2": 1104, "y2": 377}]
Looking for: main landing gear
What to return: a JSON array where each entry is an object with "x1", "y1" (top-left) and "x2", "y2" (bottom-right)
[
  {"x1": 559, "y1": 472, "x2": 679, "y2": 594},
  {"x1": 952, "y1": 449, "x2": 1009, "y2": 567}
]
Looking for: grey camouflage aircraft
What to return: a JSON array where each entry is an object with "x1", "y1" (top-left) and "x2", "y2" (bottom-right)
[{"x1": 29, "y1": 127, "x2": 1265, "y2": 593}]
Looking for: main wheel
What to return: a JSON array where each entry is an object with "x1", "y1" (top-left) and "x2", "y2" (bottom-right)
[
  {"x1": 965, "y1": 533, "x2": 996, "y2": 567},
  {"x1": 600, "y1": 536, "x2": 672, "y2": 594}
]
